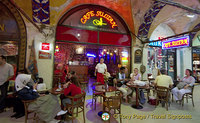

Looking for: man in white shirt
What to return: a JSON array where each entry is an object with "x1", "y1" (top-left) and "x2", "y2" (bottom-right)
[
  {"x1": 0, "y1": 55, "x2": 14, "y2": 112},
  {"x1": 94, "y1": 58, "x2": 107, "y2": 84}
]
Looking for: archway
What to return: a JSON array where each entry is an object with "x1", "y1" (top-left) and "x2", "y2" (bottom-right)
[{"x1": 54, "y1": 4, "x2": 132, "y2": 87}]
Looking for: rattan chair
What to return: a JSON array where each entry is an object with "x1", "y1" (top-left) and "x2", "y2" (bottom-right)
[
  {"x1": 65, "y1": 91, "x2": 86, "y2": 123},
  {"x1": 155, "y1": 86, "x2": 170, "y2": 111},
  {"x1": 22, "y1": 99, "x2": 38, "y2": 123},
  {"x1": 181, "y1": 85, "x2": 195, "y2": 107},
  {"x1": 103, "y1": 90, "x2": 122, "y2": 123},
  {"x1": 92, "y1": 82, "x2": 104, "y2": 110}
]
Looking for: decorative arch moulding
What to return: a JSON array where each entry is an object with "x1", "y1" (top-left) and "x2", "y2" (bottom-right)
[{"x1": 0, "y1": 0, "x2": 27, "y2": 71}]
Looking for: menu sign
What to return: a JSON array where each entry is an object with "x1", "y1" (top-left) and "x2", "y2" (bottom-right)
[
  {"x1": 39, "y1": 51, "x2": 51, "y2": 59},
  {"x1": 134, "y1": 49, "x2": 142, "y2": 63}
]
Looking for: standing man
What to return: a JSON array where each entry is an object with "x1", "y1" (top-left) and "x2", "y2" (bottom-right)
[
  {"x1": 95, "y1": 58, "x2": 107, "y2": 84},
  {"x1": 0, "y1": 55, "x2": 14, "y2": 112}
]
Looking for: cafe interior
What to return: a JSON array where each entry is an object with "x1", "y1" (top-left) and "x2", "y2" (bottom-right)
[{"x1": 0, "y1": 0, "x2": 200, "y2": 123}]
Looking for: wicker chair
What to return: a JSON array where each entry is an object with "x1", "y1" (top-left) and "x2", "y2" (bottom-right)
[
  {"x1": 92, "y1": 82, "x2": 104, "y2": 110},
  {"x1": 22, "y1": 99, "x2": 38, "y2": 123},
  {"x1": 103, "y1": 90, "x2": 122, "y2": 123},
  {"x1": 65, "y1": 91, "x2": 86, "y2": 123},
  {"x1": 155, "y1": 86, "x2": 170, "y2": 111},
  {"x1": 181, "y1": 85, "x2": 195, "y2": 107}
]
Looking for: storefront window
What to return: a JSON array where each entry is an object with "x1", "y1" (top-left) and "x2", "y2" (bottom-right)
[
  {"x1": 53, "y1": 42, "x2": 130, "y2": 84},
  {"x1": 192, "y1": 48, "x2": 200, "y2": 82}
]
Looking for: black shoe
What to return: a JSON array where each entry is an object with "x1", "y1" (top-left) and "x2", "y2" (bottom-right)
[
  {"x1": 66, "y1": 112, "x2": 72, "y2": 116},
  {"x1": 15, "y1": 113, "x2": 25, "y2": 119},
  {"x1": 11, "y1": 113, "x2": 19, "y2": 118}
]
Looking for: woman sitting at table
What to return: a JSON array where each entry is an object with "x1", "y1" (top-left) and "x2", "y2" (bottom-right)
[
  {"x1": 15, "y1": 70, "x2": 66, "y2": 123},
  {"x1": 130, "y1": 68, "x2": 146, "y2": 104},
  {"x1": 172, "y1": 69, "x2": 195, "y2": 101},
  {"x1": 62, "y1": 78, "x2": 82, "y2": 114},
  {"x1": 114, "y1": 67, "x2": 132, "y2": 103}
]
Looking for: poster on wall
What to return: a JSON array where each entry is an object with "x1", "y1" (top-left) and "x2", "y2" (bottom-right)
[
  {"x1": 134, "y1": 49, "x2": 142, "y2": 63},
  {"x1": 39, "y1": 51, "x2": 52, "y2": 59}
]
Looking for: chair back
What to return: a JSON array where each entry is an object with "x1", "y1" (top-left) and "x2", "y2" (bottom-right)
[
  {"x1": 155, "y1": 86, "x2": 169, "y2": 100},
  {"x1": 66, "y1": 91, "x2": 86, "y2": 107},
  {"x1": 107, "y1": 96, "x2": 121, "y2": 109}
]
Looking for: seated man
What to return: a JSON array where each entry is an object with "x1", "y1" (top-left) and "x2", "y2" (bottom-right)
[
  {"x1": 154, "y1": 69, "x2": 173, "y2": 106},
  {"x1": 154, "y1": 69, "x2": 173, "y2": 88},
  {"x1": 114, "y1": 67, "x2": 131, "y2": 103},
  {"x1": 15, "y1": 71, "x2": 66, "y2": 123},
  {"x1": 62, "y1": 79, "x2": 82, "y2": 114}
]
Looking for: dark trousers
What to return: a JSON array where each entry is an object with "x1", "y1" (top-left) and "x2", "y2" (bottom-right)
[
  {"x1": 13, "y1": 97, "x2": 25, "y2": 114},
  {"x1": 0, "y1": 82, "x2": 9, "y2": 110}
]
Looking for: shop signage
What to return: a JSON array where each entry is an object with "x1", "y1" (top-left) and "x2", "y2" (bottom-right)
[
  {"x1": 0, "y1": 24, "x2": 5, "y2": 31},
  {"x1": 80, "y1": 10, "x2": 117, "y2": 28},
  {"x1": 149, "y1": 37, "x2": 166, "y2": 47},
  {"x1": 134, "y1": 49, "x2": 142, "y2": 63},
  {"x1": 39, "y1": 51, "x2": 52, "y2": 59},
  {"x1": 162, "y1": 36, "x2": 190, "y2": 49},
  {"x1": 41, "y1": 43, "x2": 50, "y2": 50}
]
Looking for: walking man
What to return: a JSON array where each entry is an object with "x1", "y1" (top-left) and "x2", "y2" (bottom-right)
[{"x1": 0, "y1": 55, "x2": 14, "y2": 112}]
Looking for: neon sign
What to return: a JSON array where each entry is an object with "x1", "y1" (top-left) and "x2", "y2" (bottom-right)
[
  {"x1": 149, "y1": 37, "x2": 166, "y2": 47},
  {"x1": 93, "y1": 18, "x2": 107, "y2": 26},
  {"x1": 162, "y1": 36, "x2": 190, "y2": 49},
  {"x1": 80, "y1": 11, "x2": 117, "y2": 28}
]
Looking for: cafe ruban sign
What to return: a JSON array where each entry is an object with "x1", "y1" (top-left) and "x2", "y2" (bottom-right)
[
  {"x1": 162, "y1": 35, "x2": 190, "y2": 50},
  {"x1": 80, "y1": 10, "x2": 117, "y2": 29}
]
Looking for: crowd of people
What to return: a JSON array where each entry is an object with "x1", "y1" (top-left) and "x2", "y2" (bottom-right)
[{"x1": 0, "y1": 56, "x2": 197, "y2": 122}]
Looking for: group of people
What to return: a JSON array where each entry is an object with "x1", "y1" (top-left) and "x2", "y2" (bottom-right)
[{"x1": 154, "y1": 68, "x2": 195, "y2": 102}]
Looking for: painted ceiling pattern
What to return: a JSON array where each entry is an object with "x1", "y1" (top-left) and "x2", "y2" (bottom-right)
[{"x1": 11, "y1": 0, "x2": 200, "y2": 41}]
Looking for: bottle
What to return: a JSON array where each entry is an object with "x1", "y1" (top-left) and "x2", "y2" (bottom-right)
[{"x1": 58, "y1": 83, "x2": 61, "y2": 89}]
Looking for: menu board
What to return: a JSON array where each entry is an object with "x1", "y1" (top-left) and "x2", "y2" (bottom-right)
[{"x1": 134, "y1": 49, "x2": 142, "y2": 63}]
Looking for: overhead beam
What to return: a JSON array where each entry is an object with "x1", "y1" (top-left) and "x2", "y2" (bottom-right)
[
  {"x1": 142, "y1": 27, "x2": 200, "y2": 44},
  {"x1": 154, "y1": 0, "x2": 200, "y2": 14}
]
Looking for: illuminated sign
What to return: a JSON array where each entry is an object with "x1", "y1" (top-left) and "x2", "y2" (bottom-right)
[
  {"x1": 41, "y1": 43, "x2": 50, "y2": 50},
  {"x1": 80, "y1": 11, "x2": 117, "y2": 28},
  {"x1": 162, "y1": 36, "x2": 190, "y2": 49},
  {"x1": 0, "y1": 24, "x2": 5, "y2": 32},
  {"x1": 149, "y1": 37, "x2": 166, "y2": 47}
]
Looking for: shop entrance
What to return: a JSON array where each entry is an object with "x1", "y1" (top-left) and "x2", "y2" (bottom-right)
[{"x1": 53, "y1": 4, "x2": 132, "y2": 87}]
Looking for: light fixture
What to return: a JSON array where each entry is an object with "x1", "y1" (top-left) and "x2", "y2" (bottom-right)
[
  {"x1": 77, "y1": 33, "x2": 80, "y2": 37},
  {"x1": 186, "y1": 13, "x2": 195, "y2": 18},
  {"x1": 76, "y1": 47, "x2": 84, "y2": 54}
]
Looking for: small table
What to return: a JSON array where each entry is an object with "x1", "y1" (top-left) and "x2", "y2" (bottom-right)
[
  {"x1": 127, "y1": 83, "x2": 149, "y2": 109},
  {"x1": 92, "y1": 85, "x2": 117, "y2": 93},
  {"x1": 92, "y1": 85, "x2": 117, "y2": 116},
  {"x1": 48, "y1": 88, "x2": 64, "y2": 95}
]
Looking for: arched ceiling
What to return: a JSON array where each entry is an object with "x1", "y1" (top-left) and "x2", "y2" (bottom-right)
[
  {"x1": 148, "y1": 0, "x2": 200, "y2": 38},
  {"x1": 11, "y1": 0, "x2": 200, "y2": 42}
]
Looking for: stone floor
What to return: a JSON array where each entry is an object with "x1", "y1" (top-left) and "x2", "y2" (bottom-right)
[{"x1": 0, "y1": 82, "x2": 200, "y2": 123}]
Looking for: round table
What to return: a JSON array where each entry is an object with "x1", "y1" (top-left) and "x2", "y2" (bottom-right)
[
  {"x1": 127, "y1": 83, "x2": 149, "y2": 109},
  {"x1": 92, "y1": 85, "x2": 117, "y2": 93}
]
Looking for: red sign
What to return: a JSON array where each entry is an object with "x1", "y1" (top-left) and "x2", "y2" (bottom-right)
[
  {"x1": 39, "y1": 51, "x2": 52, "y2": 59},
  {"x1": 80, "y1": 10, "x2": 117, "y2": 28},
  {"x1": 41, "y1": 43, "x2": 50, "y2": 50}
]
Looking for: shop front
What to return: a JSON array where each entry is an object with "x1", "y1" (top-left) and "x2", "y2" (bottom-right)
[
  {"x1": 147, "y1": 34, "x2": 191, "y2": 81},
  {"x1": 192, "y1": 31, "x2": 200, "y2": 82},
  {"x1": 53, "y1": 4, "x2": 132, "y2": 86}
]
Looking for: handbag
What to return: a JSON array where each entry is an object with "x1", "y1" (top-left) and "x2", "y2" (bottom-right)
[{"x1": 176, "y1": 82, "x2": 186, "y2": 90}]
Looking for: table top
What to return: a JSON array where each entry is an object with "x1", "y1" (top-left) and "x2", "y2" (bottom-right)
[
  {"x1": 48, "y1": 88, "x2": 64, "y2": 95},
  {"x1": 126, "y1": 82, "x2": 150, "y2": 89},
  {"x1": 93, "y1": 85, "x2": 117, "y2": 92}
]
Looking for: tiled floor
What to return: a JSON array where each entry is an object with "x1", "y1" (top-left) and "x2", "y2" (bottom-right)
[{"x1": 0, "y1": 82, "x2": 200, "y2": 123}]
